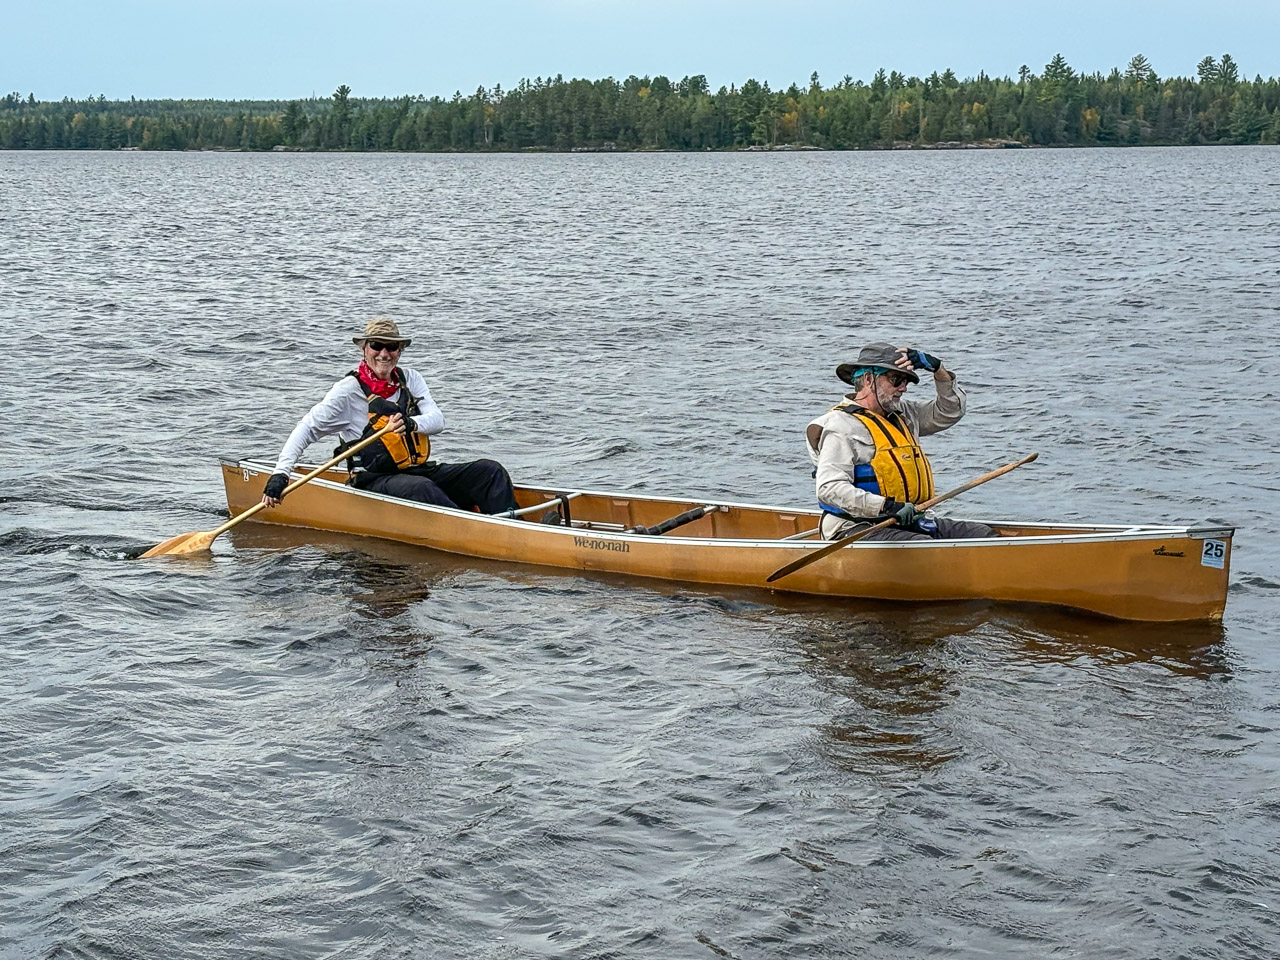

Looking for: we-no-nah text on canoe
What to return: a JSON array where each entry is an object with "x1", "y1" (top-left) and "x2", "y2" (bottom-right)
[{"x1": 574, "y1": 536, "x2": 631, "y2": 553}]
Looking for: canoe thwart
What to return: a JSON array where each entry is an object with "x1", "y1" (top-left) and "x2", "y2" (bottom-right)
[
  {"x1": 505, "y1": 491, "x2": 582, "y2": 520},
  {"x1": 628, "y1": 504, "x2": 725, "y2": 537},
  {"x1": 782, "y1": 527, "x2": 821, "y2": 540}
]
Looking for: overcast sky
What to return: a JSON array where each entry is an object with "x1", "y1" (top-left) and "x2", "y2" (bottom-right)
[{"x1": 8, "y1": 0, "x2": 1280, "y2": 101}]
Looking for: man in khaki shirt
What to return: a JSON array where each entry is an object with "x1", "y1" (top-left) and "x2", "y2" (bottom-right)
[{"x1": 805, "y1": 342, "x2": 994, "y2": 542}]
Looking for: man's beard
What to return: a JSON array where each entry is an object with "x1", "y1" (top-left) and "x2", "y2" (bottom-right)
[{"x1": 878, "y1": 388, "x2": 904, "y2": 414}]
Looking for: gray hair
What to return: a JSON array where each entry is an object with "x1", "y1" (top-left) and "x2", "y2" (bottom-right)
[{"x1": 850, "y1": 369, "x2": 877, "y2": 392}]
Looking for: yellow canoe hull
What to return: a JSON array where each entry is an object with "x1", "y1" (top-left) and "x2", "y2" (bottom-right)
[{"x1": 220, "y1": 459, "x2": 1232, "y2": 622}]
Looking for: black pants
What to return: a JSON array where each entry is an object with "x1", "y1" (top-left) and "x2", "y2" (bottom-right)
[
  {"x1": 821, "y1": 513, "x2": 996, "y2": 542},
  {"x1": 354, "y1": 459, "x2": 517, "y2": 514}
]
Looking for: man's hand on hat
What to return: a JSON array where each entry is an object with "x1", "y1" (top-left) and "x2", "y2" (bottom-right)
[{"x1": 901, "y1": 348, "x2": 943, "y2": 373}]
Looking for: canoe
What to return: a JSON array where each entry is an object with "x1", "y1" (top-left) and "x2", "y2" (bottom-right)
[{"x1": 218, "y1": 457, "x2": 1233, "y2": 622}]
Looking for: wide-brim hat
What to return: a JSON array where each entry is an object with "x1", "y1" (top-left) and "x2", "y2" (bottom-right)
[
  {"x1": 836, "y1": 341, "x2": 919, "y2": 385},
  {"x1": 353, "y1": 316, "x2": 412, "y2": 348}
]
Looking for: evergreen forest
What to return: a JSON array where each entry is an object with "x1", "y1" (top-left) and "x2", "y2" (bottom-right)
[{"x1": 3, "y1": 54, "x2": 1278, "y2": 152}]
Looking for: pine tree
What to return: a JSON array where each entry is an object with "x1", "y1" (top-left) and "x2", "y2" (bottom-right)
[
  {"x1": 1228, "y1": 94, "x2": 1267, "y2": 143},
  {"x1": 1044, "y1": 54, "x2": 1075, "y2": 83},
  {"x1": 1218, "y1": 54, "x2": 1240, "y2": 86},
  {"x1": 1125, "y1": 55, "x2": 1153, "y2": 84},
  {"x1": 281, "y1": 101, "x2": 306, "y2": 145}
]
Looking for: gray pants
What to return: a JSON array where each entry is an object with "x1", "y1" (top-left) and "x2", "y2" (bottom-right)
[{"x1": 820, "y1": 512, "x2": 995, "y2": 542}]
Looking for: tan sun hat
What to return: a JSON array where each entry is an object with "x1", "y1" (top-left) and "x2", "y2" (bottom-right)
[{"x1": 353, "y1": 316, "x2": 412, "y2": 348}]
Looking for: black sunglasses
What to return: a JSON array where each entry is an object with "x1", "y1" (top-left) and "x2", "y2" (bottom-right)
[
  {"x1": 366, "y1": 340, "x2": 403, "y2": 353},
  {"x1": 881, "y1": 371, "x2": 911, "y2": 387}
]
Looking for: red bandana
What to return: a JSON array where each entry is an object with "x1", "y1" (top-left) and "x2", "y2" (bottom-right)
[{"x1": 357, "y1": 361, "x2": 399, "y2": 399}]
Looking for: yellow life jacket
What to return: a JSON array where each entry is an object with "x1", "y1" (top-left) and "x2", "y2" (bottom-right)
[
  {"x1": 833, "y1": 401, "x2": 935, "y2": 503},
  {"x1": 340, "y1": 370, "x2": 432, "y2": 474}
]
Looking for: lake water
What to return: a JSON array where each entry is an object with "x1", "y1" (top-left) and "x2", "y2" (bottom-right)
[{"x1": 1, "y1": 146, "x2": 1278, "y2": 959}]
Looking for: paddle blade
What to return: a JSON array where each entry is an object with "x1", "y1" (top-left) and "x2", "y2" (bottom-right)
[{"x1": 139, "y1": 529, "x2": 217, "y2": 558}]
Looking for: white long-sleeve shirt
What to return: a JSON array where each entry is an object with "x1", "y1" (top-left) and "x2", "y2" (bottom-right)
[
  {"x1": 271, "y1": 368, "x2": 445, "y2": 476},
  {"x1": 805, "y1": 375, "x2": 967, "y2": 518}
]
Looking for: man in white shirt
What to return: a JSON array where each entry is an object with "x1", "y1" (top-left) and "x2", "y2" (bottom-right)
[{"x1": 260, "y1": 317, "x2": 517, "y2": 514}]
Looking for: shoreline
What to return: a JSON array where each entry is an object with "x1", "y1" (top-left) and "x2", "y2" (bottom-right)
[{"x1": 10, "y1": 139, "x2": 1274, "y2": 154}]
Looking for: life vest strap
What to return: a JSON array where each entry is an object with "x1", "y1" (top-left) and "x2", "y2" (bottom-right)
[
  {"x1": 819, "y1": 502, "x2": 856, "y2": 520},
  {"x1": 340, "y1": 369, "x2": 429, "y2": 473}
]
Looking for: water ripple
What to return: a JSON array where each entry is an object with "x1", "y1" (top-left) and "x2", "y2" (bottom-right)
[{"x1": 1, "y1": 147, "x2": 1278, "y2": 960}]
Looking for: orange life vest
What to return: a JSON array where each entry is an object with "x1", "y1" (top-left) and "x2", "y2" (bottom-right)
[
  {"x1": 339, "y1": 370, "x2": 432, "y2": 474},
  {"x1": 833, "y1": 401, "x2": 935, "y2": 503}
]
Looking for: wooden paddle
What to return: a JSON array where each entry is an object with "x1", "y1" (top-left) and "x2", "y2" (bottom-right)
[
  {"x1": 140, "y1": 424, "x2": 399, "y2": 558},
  {"x1": 765, "y1": 452, "x2": 1038, "y2": 583}
]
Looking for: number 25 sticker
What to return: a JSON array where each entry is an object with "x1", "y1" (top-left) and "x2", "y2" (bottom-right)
[{"x1": 1200, "y1": 539, "x2": 1226, "y2": 569}]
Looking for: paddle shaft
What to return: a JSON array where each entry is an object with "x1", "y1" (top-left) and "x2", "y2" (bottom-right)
[
  {"x1": 765, "y1": 452, "x2": 1038, "y2": 584},
  {"x1": 206, "y1": 424, "x2": 399, "y2": 539}
]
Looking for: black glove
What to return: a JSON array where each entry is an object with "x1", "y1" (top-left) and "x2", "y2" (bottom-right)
[
  {"x1": 263, "y1": 472, "x2": 289, "y2": 501},
  {"x1": 905, "y1": 348, "x2": 941, "y2": 372},
  {"x1": 881, "y1": 498, "x2": 920, "y2": 526}
]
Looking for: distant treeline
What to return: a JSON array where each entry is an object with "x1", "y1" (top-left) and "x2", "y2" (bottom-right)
[{"x1": 3, "y1": 54, "x2": 1279, "y2": 152}]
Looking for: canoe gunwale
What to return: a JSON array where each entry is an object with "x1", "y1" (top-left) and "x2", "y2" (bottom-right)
[
  {"x1": 221, "y1": 457, "x2": 1234, "y2": 550},
  {"x1": 1184, "y1": 525, "x2": 1236, "y2": 539}
]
